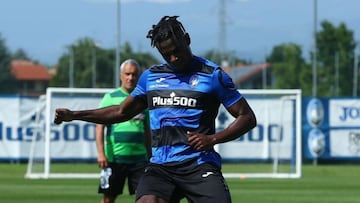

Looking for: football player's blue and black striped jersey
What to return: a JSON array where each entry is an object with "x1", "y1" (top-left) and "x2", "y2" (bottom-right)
[{"x1": 130, "y1": 55, "x2": 243, "y2": 168}]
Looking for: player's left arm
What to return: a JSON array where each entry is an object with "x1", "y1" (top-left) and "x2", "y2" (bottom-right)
[
  {"x1": 213, "y1": 97, "x2": 257, "y2": 143},
  {"x1": 188, "y1": 97, "x2": 256, "y2": 151},
  {"x1": 188, "y1": 68, "x2": 257, "y2": 151}
]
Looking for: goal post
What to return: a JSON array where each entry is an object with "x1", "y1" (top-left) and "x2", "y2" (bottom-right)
[
  {"x1": 217, "y1": 89, "x2": 302, "y2": 178},
  {"x1": 25, "y1": 88, "x2": 301, "y2": 179}
]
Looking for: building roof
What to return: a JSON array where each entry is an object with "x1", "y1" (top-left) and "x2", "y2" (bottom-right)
[
  {"x1": 10, "y1": 60, "x2": 52, "y2": 81},
  {"x1": 224, "y1": 63, "x2": 271, "y2": 84}
]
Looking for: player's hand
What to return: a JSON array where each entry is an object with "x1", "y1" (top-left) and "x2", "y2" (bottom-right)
[
  {"x1": 97, "y1": 154, "x2": 108, "y2": 168},
  {"x1": 54, "y1": 108, "x2": 73, "y2": 125},
  {"x1": 187, "y1": 131, "x2": 215, "y2": 151}
]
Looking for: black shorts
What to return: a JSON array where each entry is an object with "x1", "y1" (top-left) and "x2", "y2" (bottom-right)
[
  {"x1": 98, "y1": 162, "x2": 148, "y2": 197},
  {"x1": 135, "y1": 162, "x2": 232, "y2": 203}
]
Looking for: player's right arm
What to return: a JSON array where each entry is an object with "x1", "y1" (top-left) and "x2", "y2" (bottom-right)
[{"x1": 54, "y1": 96, "x2": 146, "y2": 125}]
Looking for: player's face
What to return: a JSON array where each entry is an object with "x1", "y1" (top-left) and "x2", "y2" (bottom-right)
[
  {"x1": 156, "y1": 36, "x2": 193, "y2": 72},
  {"x1": 120, "y1": 64, "x2": 139, "y2": 93}
]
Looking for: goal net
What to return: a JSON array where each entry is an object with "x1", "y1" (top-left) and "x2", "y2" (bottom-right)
[
  {"x1": 217, "y1": 89, "x2": 302, "y2": 178},
  {"x1": 25, "y1": 88, "x2": 301, "y2": 179}
]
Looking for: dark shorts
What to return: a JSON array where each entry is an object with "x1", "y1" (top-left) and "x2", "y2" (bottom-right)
[
  {"x1": 98, "y1": 162, "x2": 148, "y2": 197},
  {"x1": 135, "y1": 162, "x2": 232, "y2": 203}
]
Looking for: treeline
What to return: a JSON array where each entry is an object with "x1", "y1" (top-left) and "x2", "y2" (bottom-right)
[{"x1": 0, "y1": 20, "x2": 359, "y2": 97}]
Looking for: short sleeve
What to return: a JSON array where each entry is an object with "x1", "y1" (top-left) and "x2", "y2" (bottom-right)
[
  {"x1": 213, "y1": 68, "x2": 243, "y2": 108},
  {"x1": 130, "y1": 69, "x2": 149, "y2": 98},
  {"x1": 99, "y1": 93, "x2": 111, "y2": 108}
]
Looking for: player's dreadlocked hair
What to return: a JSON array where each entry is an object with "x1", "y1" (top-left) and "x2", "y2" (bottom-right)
[{"x1": 146, "y1": 16, "x2": 187, "y2": 47}]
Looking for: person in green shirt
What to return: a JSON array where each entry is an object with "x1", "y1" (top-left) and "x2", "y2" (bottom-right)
[{"x1": 95, "y1": 59, "x2": 151, "y2": 203}]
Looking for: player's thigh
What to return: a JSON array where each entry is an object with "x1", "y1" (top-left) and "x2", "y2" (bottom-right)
[
  {"x1": 179, "y1": 164, "x2": 232, "y2": 203},
  {"x1": 136, "y1": 195, "x2": 169, "y2": 203},
  {"x1": 135, "y1": 164, "x2": 176, "y2": 202}
]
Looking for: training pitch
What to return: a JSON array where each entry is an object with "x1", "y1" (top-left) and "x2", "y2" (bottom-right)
[{"x1": 0, "y1": 163, "x2": 359, "y2": 203}]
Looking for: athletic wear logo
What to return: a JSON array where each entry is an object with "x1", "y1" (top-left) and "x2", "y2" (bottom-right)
[
  {"x1": 152, "y1": 92, "x2": 197, "y2": 107},
  {"x1": 189, "y1": 75, "x2": 199, "y2": 87},
  {"x1": 202, "y1": 172, "x2": 214, "y2": 178},
  {"x1": 150, "y1": 77, "x2": 169, "y2": 89},
  {"x1": 156, "y1": 77, "x2": 166, "y2": 83}
]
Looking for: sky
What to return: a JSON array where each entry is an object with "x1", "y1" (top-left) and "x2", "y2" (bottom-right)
[{"x1": 1, "y1": 0, "x2": 360, "y2": 66}]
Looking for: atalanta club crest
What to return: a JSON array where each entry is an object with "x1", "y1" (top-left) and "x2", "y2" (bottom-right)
[
  {"x1": 306, "y1": 98, "x2": 326, "y2": 158},
  {"x1": 306, "y1": 98, "x2": 324, "y2": 127},
  {"x1": 308, "y1": 128, "x2": 326, "y2": 157}
]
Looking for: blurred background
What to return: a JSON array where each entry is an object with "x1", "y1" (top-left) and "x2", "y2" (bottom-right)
[
  {"x1": 0, "y1": 0, "x2": 359, "y2": 96},
  {"x1": 0, "y1": 1, "x2": 360, "y2": 202},
  {"x1": 0, "y1": 0, "x2": 360, "y2": 170}
]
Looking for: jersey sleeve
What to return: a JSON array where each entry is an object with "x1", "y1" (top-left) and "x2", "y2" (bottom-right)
[
  {"x1": 130, "y1": 69, "x2": 149, "y2": 99},
  {"x1": 213, "y1": 68, "x2": 243, "y2": 108}
]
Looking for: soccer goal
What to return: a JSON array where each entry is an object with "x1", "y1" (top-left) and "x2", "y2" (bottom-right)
[
  {"x1": 25, "y1": 87, "x2": 114, "y2": 179},
  {"x1": 217, "y1": 89, "x2": 302, "y2": 179},
  {"x1": 25, "y1": 88, "x2": 301, "y2": 179}
]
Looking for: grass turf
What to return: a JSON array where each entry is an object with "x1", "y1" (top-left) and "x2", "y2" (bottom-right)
[{"x1": 0, "y1": 163, "x2": 359, "y2": 203}]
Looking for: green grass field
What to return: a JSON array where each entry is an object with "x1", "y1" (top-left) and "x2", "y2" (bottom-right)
[{"x1": 0, "y1": 163, "x2": 359, "y2": 203}]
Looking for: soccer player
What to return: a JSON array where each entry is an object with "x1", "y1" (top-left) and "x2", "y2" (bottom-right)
[
  {"x1": 54, "y1": 16, "x2": 257, "y2": 203},
  {"x1": 95, "y1": 59, "x2": 151, "y2": 203}
]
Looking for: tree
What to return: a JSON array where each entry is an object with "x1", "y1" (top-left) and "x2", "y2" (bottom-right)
[
  {"x1": 50, "y1": 38, "x2": 160, "y2": 88},
  {"x1": 202, "y1": 49, "x2": 249, "y2": 66},
  {"x1": 315, "y1": 20, "x2": 357, "y2": 97},
  {"x1": 119, "y1": 42, "x2": 159, "y2": 70},
  {"x1": 267, "y1": 43, "x2": 311, "y2": 94},
  {"x1": 0, "y1": 34, "x2": 16, "y2": 94},
  {"x1": 50, "y1": 37, "x2": 113, "y2": 87},
  {"x1": 12, "y1": 48, "x2": 30, "y2": 61}
]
